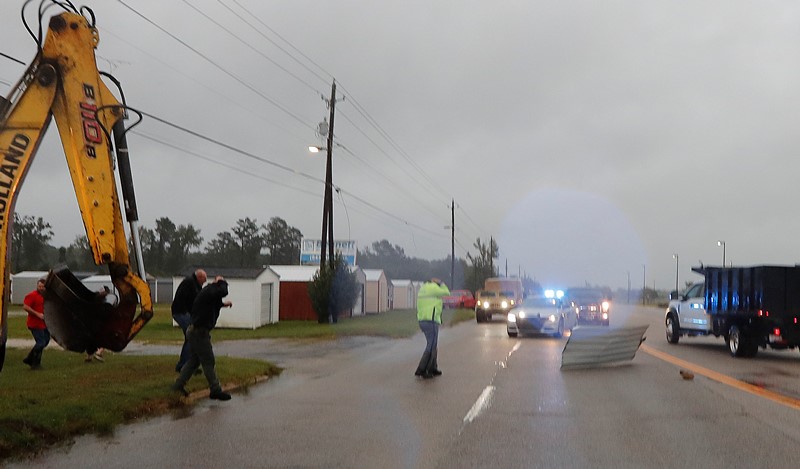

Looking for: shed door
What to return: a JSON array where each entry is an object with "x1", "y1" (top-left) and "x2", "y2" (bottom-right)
[{"x1": 260, "y1": 283, "x2": 273, "y2": 323}]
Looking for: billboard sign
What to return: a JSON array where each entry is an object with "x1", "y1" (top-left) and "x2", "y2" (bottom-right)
[{"x1": 300, "y1": 238, "x2": 357, "y2": 266}]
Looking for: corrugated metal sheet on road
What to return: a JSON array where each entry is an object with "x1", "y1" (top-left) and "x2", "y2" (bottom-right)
[{"x1": 561, "y1": 325, "x2": 649, "y2": 370}]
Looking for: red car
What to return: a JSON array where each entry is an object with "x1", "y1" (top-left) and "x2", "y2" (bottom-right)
[{"x1": 442, "y1": 290, "x2": 476, "y2": 309}]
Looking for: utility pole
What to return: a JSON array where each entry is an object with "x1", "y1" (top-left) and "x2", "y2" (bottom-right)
[
  {"x1": 450, "y1": 199, "x2": 455, "y2": 289},
  {"x1": 642, "y1": 264, "x2": 646, "y2": 305},
  {"x1": 490, "y1": 236, "x2": 494, "y2": 276},
  {"x1": 627, "y1": 271, "x2": 631, "y2": 304},
  {"x1": 320, "y1": 80, "x2": 337, "y2": 270}
]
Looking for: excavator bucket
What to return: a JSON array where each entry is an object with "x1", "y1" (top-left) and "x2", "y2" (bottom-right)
[{"x1": 44, "y1": 265, "x2": 150, "y2": 354}]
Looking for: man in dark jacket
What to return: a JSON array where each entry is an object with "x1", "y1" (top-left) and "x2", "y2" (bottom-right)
[
  {"x1": 172, "y1": 276, "x2": 233, "y2": 401},
  {"x1": 171, "y1": 269, "x2": 206, "y2": 372}
]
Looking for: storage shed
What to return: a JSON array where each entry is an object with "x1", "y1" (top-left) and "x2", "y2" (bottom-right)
[
  {"x1": 364, "y1": 269, "x2": 389, "y2": 314},
  {"x1": 350, "y1": 266, "x2": 366, "y2": 316},
  {"x1": 390, "y1": 279, "x2": 415, "y2": 310},
  {"x1": 10, "y1": 271, "x2": 49, "y2": 304},
  {"x1": 172, "y1": 267, "x2": 279, "y2": 329},
  {"x1": 270, "y1": 265, "x2": 319, "y2": 321}
]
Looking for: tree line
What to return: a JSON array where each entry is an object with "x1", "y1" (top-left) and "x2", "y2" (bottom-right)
[
  {"x1": 10, "y1": 214, "x2": 303, "y2": 277},
  {"x1": 10, "y1": 212, "x2": 512, "y2": 291}
]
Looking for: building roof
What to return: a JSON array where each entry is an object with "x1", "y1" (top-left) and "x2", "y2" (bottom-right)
[
  {"x1": 363, "y1": 269, "x2": 385, "y2": 282},
  {"x1": 10, "y1": 271, "x2": 49, "y2": 279},
  {"x1": 391, "y1": 279, "x2": 411, "y2": 287},
  {"x1": 178, "y1": 266, "x2": 269, "y2": 279},
  {"x1": 270, "y1": 265, "x2": 320, "y2": 282}
]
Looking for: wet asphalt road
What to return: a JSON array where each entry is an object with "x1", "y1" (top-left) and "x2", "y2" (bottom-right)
[{"x1": 8, "y1": 305, "x2": 800, "y2": 468}]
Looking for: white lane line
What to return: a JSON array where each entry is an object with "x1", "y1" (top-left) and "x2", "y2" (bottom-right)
[
  {"x1": 463, "y1": 385, "x2": 495, "y2": 424},
  {"x1": 462, "y1": 341, "x2": 519, "y2": 429}
]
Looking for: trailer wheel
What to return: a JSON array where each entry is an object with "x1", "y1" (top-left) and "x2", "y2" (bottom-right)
[
  {"x1": 728, "y1": 325, "x2": 757, "y2": 357},
  {"x1": 666, "y1": 314, "x2": 680, "y2": 344}
]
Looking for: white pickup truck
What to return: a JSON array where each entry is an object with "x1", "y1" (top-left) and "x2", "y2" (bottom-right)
[{"x1": 665, "y1": 282, "x2": 712, "y2": 343}]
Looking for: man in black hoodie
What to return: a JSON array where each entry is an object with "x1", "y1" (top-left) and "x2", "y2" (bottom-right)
[
  {"x1": 171, "y1": 269, "x2": 206, "y2": 372},
  {"x1": 172, "y1": 276, "x2": 233, "y2": 401}
]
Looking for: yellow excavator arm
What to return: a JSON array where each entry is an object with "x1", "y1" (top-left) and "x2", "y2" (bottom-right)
[{"x1": 0, "y1": 8, "x2": 152, "y2": 371}]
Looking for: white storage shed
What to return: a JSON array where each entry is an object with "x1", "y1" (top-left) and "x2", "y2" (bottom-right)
[
  {"x1": 10, "y1": 271, "x2": 49, "y2": 304},
  {"x1": 172, "y1": 267, "x2": 280, "y2": 329}
]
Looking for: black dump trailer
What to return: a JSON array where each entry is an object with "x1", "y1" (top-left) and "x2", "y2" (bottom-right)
[{"x1": 694, "y1": 265, "x2": 800, "y2": 357}]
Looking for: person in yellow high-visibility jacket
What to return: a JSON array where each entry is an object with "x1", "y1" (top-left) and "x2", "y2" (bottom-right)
[{"x1": 415, "y1": 278, "x2": 450, "y2": 379}]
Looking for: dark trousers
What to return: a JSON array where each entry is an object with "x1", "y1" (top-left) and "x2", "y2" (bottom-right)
[
  {"x1": 173, "y1": 313, "x2": 192, "y2": 372},
  {"x1": 175, "y1": 325, "x2": 221, "y2": 393},
  {"x1": 415, "y1": 320, "x2": 439, "y2": 374},
  {"x1": 25, "y1": 328, "x2": 50, "y2": 367}
]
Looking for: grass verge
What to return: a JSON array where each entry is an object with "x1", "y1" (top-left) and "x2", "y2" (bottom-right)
[
  {"x1": 2, "y1": 305, "x2": 474, "y2": 461},
  {"x1": 0, "y1": 347, "x2": 281, "y2": 462}
]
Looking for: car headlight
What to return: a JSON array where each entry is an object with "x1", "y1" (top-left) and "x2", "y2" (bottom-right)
[
  {"x1": 548, "y1": 314, "x2": 556, "y2": 323},
  {"x1": 482, "y1": 301, "x2": 489, "y2": 309},
  {"x1": 501, "y1": 300, "x2": 508, "y2": 309},
  {"x1": 518, "y1": 311, "x2": 526, "y2": 318},
  {"x1": 507, "y1": 313, "x2": 516, "y2": 323},
  {"x1": 602, "y1": 313, "x2": 609, "y2": 320},
  {"x1": 602, "y1": 301, "x2": 610, "y2": 312}
]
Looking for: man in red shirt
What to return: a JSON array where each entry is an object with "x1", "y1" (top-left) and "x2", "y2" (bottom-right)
[{"x1": 22, "y1": 278, "x2": 49, "y2": 369}]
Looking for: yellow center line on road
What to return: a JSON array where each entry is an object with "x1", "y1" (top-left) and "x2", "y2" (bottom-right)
[{"x1": 640, "y1": 344, "x2": 800, "y2": 411}]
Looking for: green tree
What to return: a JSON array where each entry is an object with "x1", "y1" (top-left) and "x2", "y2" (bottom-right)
[
  {"x1": 164, "y1": 224, "x2": 203, "y2": 273},
  {"x1": 204, "y1": 231, "x2": 239, "y2": 267},
  {"x1": 265, "y1": 217, "x2": 302, "y2": 265},
  {"x1": 138, "y1": 218, "x2": 203, "y2": 275},
  {"x1": 153, "y1": 217, "x2": 176, "y2": 271},
  {"x1": 465, "y1": 237, "x2": 498, "y2": 293},
  {"x1": 232, "y1": 217, "x2": 266, "y2": 267},
  {"x1": 308, "y1": 254, "x2": 359, "y2": 323},
  {"x1": 63, "y1": 235, "x2": 96, "y2": 271},
  {"x1": 10, "y1": 213, "x2": 54, "y2": 271}
]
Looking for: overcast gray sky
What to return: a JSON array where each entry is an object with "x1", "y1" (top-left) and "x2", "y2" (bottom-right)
[{"x1": 2, "y1": 0, "x2": 800, "y2": 290}]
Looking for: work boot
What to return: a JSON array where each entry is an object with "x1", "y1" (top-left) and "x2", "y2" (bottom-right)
[{"x1": 209, "y1": 390, "x2": 231, "y2": 401}]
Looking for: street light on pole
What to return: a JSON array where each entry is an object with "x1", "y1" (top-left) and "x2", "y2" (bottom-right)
[
  {"x1": 309, "y1": 80, "x2": 338, "y2": 270},
  {"x1": 717, "y1": 240, "x2": 726, "y2": 267},
  {"x1": 672, "y1": 253, "x2": 679, "y2": 296}
]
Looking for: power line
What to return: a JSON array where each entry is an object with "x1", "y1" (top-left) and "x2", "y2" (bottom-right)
[
  {"x1": 220, "y1": 0, "x2": 332, "y2": 86},
  {"x1": 99, "y1": 27, "x2": 311, "y2": 145},
  {"x1": 115, "y1": 0, "x2": 314, "y2": 132},
  {"x1": 338, "y1": 83, "x2": 452, "y2": 200},
  {"x1": 335, "y1": 143, "x2": 446, "y2": 222},
  {"x1": 456, "y1": 203, "x2": 492, "y2": 240},
  {"x1": 179, "y1": 0, "x2": 324, "y2": 95},
  {"x1": 132, "y1": 130, "x2": 321, "y2": 199},
  {"x1": 0, "y1": 51, "x2": 26, "y2": 65},
  {"x1": 132, "y1": 107, "x2": 448, "y2": 240},
  {"x1": 214, "y1": 1, "x2": 455, "y2": 217},
  {"x1": 336, "y1": 110, "x2": 448, "y2": 207}
]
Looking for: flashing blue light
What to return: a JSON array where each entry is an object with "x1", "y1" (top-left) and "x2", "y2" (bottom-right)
[
  {"x1": 544, "y1": 289, "x2": 555, "y2": 298},
  {"x1": 556, "y1": 290, "x2": 564, "y2": 299}
]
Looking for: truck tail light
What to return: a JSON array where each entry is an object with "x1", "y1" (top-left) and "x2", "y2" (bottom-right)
[{"x1": 774, "y1": 328, "x2": 781, "y2": 336}]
